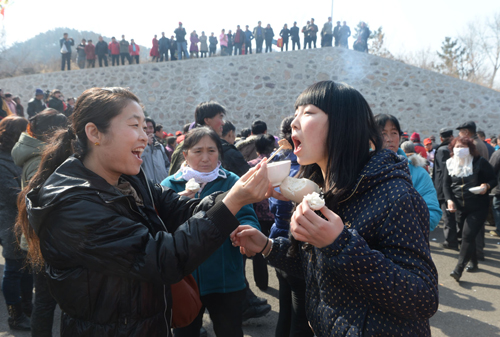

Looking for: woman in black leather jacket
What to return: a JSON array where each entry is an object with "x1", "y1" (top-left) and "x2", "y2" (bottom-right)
[
  {"x1": 17, "y1": 87, "x2": 276, "y2": 336},
  {"x1": 444, "y1": 136, "x2": 496, "y2": 281}
]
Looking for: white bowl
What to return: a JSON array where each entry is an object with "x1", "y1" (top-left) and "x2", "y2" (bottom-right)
[
  {"x1": 280, "y1": 177, "x2": 321, "y2": 203},
  {"x1": 469, "y1": 186, "x2": 486, "y2": 194},
  {"x1": 267, "y1": 160, "x2": 291, "y2": 186}
]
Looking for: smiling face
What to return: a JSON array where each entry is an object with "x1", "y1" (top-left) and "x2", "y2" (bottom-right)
[
  {"x1": 183, "y1": 135, "x2": 219, "y2": 172},
  {"x1": 381, "y1": 121, "x2": 400, "y2": 153},
  {"x1": 86, "y1": 101, "x2": 147, "y2": 185},
  {"x1": 291, "y1": 104, "x2": 329, "y2": 173}
]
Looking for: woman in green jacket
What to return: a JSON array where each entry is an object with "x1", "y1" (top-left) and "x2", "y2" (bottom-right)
[{"x1": 162, "y1": 127, "x2": 260, "y2": 337}]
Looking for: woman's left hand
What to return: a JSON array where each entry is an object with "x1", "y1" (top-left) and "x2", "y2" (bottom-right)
[
  {"x1": 479, "y1": 183, "x2": 490, "y2": 195},
  {"x1": 290, "y1": 200, "x2": 344, "y2": 248}
]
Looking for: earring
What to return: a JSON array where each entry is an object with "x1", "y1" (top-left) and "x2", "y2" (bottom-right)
[{"x1": 94, "y1": 142, "x2": 100, "y2": 146}]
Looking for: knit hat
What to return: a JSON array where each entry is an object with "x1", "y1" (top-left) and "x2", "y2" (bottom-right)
[
  {"x1": 35, "y1": 88, "x2": 44, "y2": 96},
  {"x1": 410, "y1": 132, "x2": 420, "y2": 142},
  {"x1": 423, "y1": 138, "x2": 432, "y2": 146}
]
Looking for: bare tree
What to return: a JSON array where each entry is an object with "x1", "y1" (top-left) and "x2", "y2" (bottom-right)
[
  {"x1": 480, "y1": 12, "x2": 500, "y2": 88},
  {"x1": 369, "y1": 27, "x2": 394, "y2": 59},
  {"x1": 459, "y1": 21, "x2": 490, "y2": 86}
]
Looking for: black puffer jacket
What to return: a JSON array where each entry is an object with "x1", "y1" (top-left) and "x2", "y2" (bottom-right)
[{"x1": 26, "y1": 156, "x2": 240, "y2": 336}]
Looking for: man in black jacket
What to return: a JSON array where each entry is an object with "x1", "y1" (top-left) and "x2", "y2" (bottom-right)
[
  {"x1": 221, "y1": 121, "x2": 250, "y2": 177},
  {"x1": 333, "y1": 21, "x2": 341, "y2": 47},
  {"x1": 95, "y1": 36, "x2": 109, "y2": 67},
  {"x1": 159, "y1": 32, "x2": 170, "y2": 61},
  {"x1": 253, "y1": 21, "x2": 265, "y2": 54},
  {"x1": 27, "y1": 89, "x2": 47, "y2": 118},
  {"x1": 290, "y1": 22, "x2": 300, "y2": 50},
  {"x1": 433, "y1": 128, "x2": 458, "y2": 250}
]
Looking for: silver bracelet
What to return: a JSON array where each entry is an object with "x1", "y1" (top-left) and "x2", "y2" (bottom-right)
[{"x1": 262, "y1": 239, "x2": 274, "y2": 258}]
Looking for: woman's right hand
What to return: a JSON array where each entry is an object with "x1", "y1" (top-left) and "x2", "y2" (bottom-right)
[
  {"x1": 231, "y1": 225, "x2": 270, "y2": 257},
  {"x1": 447, "y1": 200, "x2": 456, "y2": 213},
  {"x1": 223, "y1": 161, "x2": 272, "y2": 215}
]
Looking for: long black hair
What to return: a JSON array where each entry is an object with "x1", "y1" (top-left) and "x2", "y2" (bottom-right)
[
  {"x1": 289, "y1": 81, "x2": 383, "y2": 255},
  {"x1": 17, "y1": 87, "x2": 140, "y2": 269}
]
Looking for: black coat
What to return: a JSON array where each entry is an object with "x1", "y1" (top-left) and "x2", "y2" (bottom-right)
[
  {"x1": 47, "y1": 97, "x2": 64, "y2": 114},
  {"x1": 0, "y1": 151, "x2": 24, "y2": 260},
  {"x1": 432, "y1": 139, "x2": 451, "y2": 201},
  {"x1": 290, "y1": 26, "x2": 300, "y2": 41},
  {"x1": 27, "y1": 98, "x2": 46, "y2": 118},
  {"x1": 26, "y1": 156, "x2": 240, "y2": 336},
  {"x1": 221, "y1": 139, "x2": 250, "y2": 177},
  {"x1": 443, "y1": 156, "x2": 497, "y2": 210},
  {"x1": 95, "y1": 41, "x2": 109, "y2": 56}
]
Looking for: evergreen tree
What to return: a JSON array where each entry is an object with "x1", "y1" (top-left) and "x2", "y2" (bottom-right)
[{"x1": 437, "y1": 37, "x2": 470, "y2": 80}]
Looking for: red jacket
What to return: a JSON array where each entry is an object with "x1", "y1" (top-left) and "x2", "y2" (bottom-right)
[
  {"x1": 109, "y1": 41, "x2": 120, "y2": 55},
  {"x1": 84, "y1": 44, "x2": 96, "y2": 60},
  {"x1": 129, "y1": 43, "x2": 140, "y2": 56}
]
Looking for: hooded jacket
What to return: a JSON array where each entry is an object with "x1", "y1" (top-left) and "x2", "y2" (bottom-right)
[
  {"x1": 0, "y1": 150, "x2": 24, "y2": 260},
  {"x1": 11, "y1": 132, "x2": 46, "y2": 189},
  {"x1": 26, "y1": 156, "x2": 240, "y2": 336},
  {"x1": 398, "y1": 149, "x2": 442, "y2": 231},
  {"x1": 235, "y1": 135, "x2": 259, "y2": 161},
  {"x1": 266, "y1": 150, "x2": 438, "y2": 337},
  {"x1": 161, "y1": 168, "x2": 259, "y2": 296}
]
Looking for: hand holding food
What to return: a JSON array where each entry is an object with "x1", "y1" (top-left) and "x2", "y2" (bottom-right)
[
  {"x1": 185, "y1": 178, "x2": 201, "y2": 193},
  {"x1": 280, "y1": 177, "x2": 321, "y2": 203},
  {"x1": 303, "y1": 192, "x2": 325, "y2": 210},
  {"x1": 290, "y1": 198, "x2": 344, "y2": 248}
]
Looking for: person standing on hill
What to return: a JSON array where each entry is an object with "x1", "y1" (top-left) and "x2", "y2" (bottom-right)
[
  {"x1": 199, "y1": 32, "x2": 209, "y2": 58},
  {"x1": 85, "y1": 39, "x2": 96, "y2": 68},
  {"x1": 169, "y1": 35, "x2": 177, "y2": 61},
  {"x1": 279, "y1": 24, "x2": 290, "y2": 51},
  {"x1": 244, "y1": 25, "x2": 254, "y2": 55},
  {"x1": 175, "y1": 22, "x2": 190, "y2": 60},
  {"x1": 321, "y1": 17, "x2": 333, "y2": 47},
  {"x1": 333, "y1": 21, "x2": 341, "y2": 47},
  {"x1": 233, "y1": 25, "x2": 245, "y2": 55},
  {"x1": 253, "y1": 21, "x2": 264, "y2": 53},
  {"x1": 119, "y1": 35, "x2": 131, "y2": 65},
  {"x1": 109, "y1": 37, "x2": 121, "y2": 66},
  {"x1": 129, "y1": 39, "x2": 140, "y2": 64},
  {"x1": 159, "y1": 32, "x2": 170, "y2": 62},
  {"x1": 59, "y1": 33, "x2": 74, "y2": 71},
  {"x1": 76, "y1": 39, "x2": 86, "y2": 69},
  {"x1": 209, "y1": 33, "x2": 218, "y2": 57},
  {"x1": 95, "y1": 36, "x2": 109, "y2": 67},
  {"x1": 264, "y1": 24, "x2": 274, "y2": 53},
  {"x1": 339, "y1": 21, "x2": 351, "y2": 48},
  {"x1": 290, "y1": 22, "x2": 300, "y2": 50},
  {"x1": 308, "y1": 18, "x2": 318, "y2": 48},
  {"x1": 302, "y1": 21, "x2": 310, "y2": 49}
]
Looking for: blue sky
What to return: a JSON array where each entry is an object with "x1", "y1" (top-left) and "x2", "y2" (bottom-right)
[{"x1": 1, "y1": 0, "x2": 498, "y2": 56}]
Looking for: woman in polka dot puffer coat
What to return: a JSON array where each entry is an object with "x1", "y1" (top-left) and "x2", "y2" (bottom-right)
[{"x1": 232, "y1": 81, "x2": 439, "y2": 337}]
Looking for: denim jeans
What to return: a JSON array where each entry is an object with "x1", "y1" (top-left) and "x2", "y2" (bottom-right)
[
  {"x1": 2, "y1": 258, "x2": 33, "y2": 305},
  {"x1": 492, "y1": 196, "x2": 500, "y2": 234},
  {"x1": 177, "y1": 41, "x2": 190, "y2": 60}
]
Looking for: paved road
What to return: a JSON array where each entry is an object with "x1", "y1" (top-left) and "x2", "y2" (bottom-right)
[{"x1": 0, "y1": 222, "x2": 498, "y2": 336}]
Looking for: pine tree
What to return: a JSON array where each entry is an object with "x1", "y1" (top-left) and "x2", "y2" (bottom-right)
[{"x1": 437, "y1": 37, "x2": 470, "y2": 79}]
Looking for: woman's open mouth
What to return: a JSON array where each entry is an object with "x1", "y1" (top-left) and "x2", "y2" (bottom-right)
[
  {"x1": 292, "y1": 136, "x2": 302, "y2": 154},
  {"x1": 132, "y1": 147, "x2": 144, "y2": 161}
]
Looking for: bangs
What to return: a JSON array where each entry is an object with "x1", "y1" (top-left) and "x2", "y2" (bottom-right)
[{"x1": 294, "y1": 82, "x2": 332, "y2": 111}]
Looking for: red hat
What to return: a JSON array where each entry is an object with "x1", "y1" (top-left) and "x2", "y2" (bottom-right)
[
  {"x1": 179, "y1": 22, "x2": 182, "y2": 25},
  {"x1": 162, "y1": 131, "x2": 167, "y2": 138},
  {"x1": 402, "y1": 132, "x2": 409, "y2": 139},
  {"x1": 410, "y1": 132, "x2": 420, "y2": 141},
  {"x1": 175, "y1": 131, "x2": 182, "y2": 136},
  {"x1": 167, "y1": 133, "x2": 174, "y2": 137},
  {"x1": 423, "y1": 138, "x2": 432, "y2": 146}
]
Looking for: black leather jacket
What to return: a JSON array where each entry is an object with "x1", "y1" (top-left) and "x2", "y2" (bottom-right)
[{"x1": 26, "y1": 156, "x2": 239, "y2": 336}]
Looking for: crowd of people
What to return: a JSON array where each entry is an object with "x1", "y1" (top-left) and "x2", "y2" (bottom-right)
[
  {"x1": 58, "y1": 18, "x2": 370, "y2": 70},
  {"x1": 0, "y1": 80, "x2": 498, "y2": 337}
]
